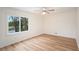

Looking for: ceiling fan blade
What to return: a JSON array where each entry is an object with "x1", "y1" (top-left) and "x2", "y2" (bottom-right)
[
  {"x1": 48, "y1": 9, "x2": 55, "y2": 11},
  {"x1": 42, "y1": 7, "x2": 55, "y2": 14},
  {"x1": 46, "y1": 11, "x2": 50, "y2": 14}
]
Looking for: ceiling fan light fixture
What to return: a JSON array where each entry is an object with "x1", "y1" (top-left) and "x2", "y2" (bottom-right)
[
  {"x1": 42, "y1": 8, "x2": 46, "y2": 11},
  {"x1": 42, "y1": 11, "x2": 46, "y2": 15}
]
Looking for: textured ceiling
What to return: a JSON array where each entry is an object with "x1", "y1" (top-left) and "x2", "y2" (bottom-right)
[{"x1": 13, "y1": 7, "x2": 76, "y2": 14}]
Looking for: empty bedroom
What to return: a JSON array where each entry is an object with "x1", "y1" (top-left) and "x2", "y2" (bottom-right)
[{"x1": 0, "y1": 7, "x2": 79, "y2": 51}]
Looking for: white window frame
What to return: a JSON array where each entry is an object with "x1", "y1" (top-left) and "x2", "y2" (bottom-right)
[{"x1": 7, "y1": 16, "x2": 28, "y2": 34}]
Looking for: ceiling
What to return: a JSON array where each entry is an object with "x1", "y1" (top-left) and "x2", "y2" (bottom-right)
[{"x1": 13, "y1": 7, "x2": 76, "y2": 14}]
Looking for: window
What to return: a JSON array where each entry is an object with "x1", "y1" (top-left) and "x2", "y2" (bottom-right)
[
  {"x1": 21, "y1": 17, "x2": 28, "y2": 31},
  {"x1": 8, "y1": 16, "x2": 28, "y2": 33}
]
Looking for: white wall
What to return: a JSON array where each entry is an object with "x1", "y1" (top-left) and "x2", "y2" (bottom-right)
[
  {"x1": 0, "y1": 8, "x2": 43, "y2": 48},
  {"x1": 76, "y1": 8, "x2": 79, "y2": 48},
  {"x1": 43, "y1": 9, "x2": 77, "y2": 38}
]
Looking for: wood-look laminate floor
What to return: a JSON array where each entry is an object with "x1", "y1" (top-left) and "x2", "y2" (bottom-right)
[{"x1": 0, "y1": 34, "x2": 78, "y2": 51}]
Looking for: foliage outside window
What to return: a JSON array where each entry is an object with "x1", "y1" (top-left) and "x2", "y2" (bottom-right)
[{"x1": 8, "y1": 16, "x2": 28, "y2": 33}]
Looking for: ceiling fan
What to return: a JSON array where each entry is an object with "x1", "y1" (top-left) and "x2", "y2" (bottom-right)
[{"x1": 42, "y1": 7, "x2": 55, "y2": 15}]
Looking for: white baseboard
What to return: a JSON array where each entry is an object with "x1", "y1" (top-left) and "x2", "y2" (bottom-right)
[{"x1": 44, "y1": 33, "x2": 76, "y2": 39}]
